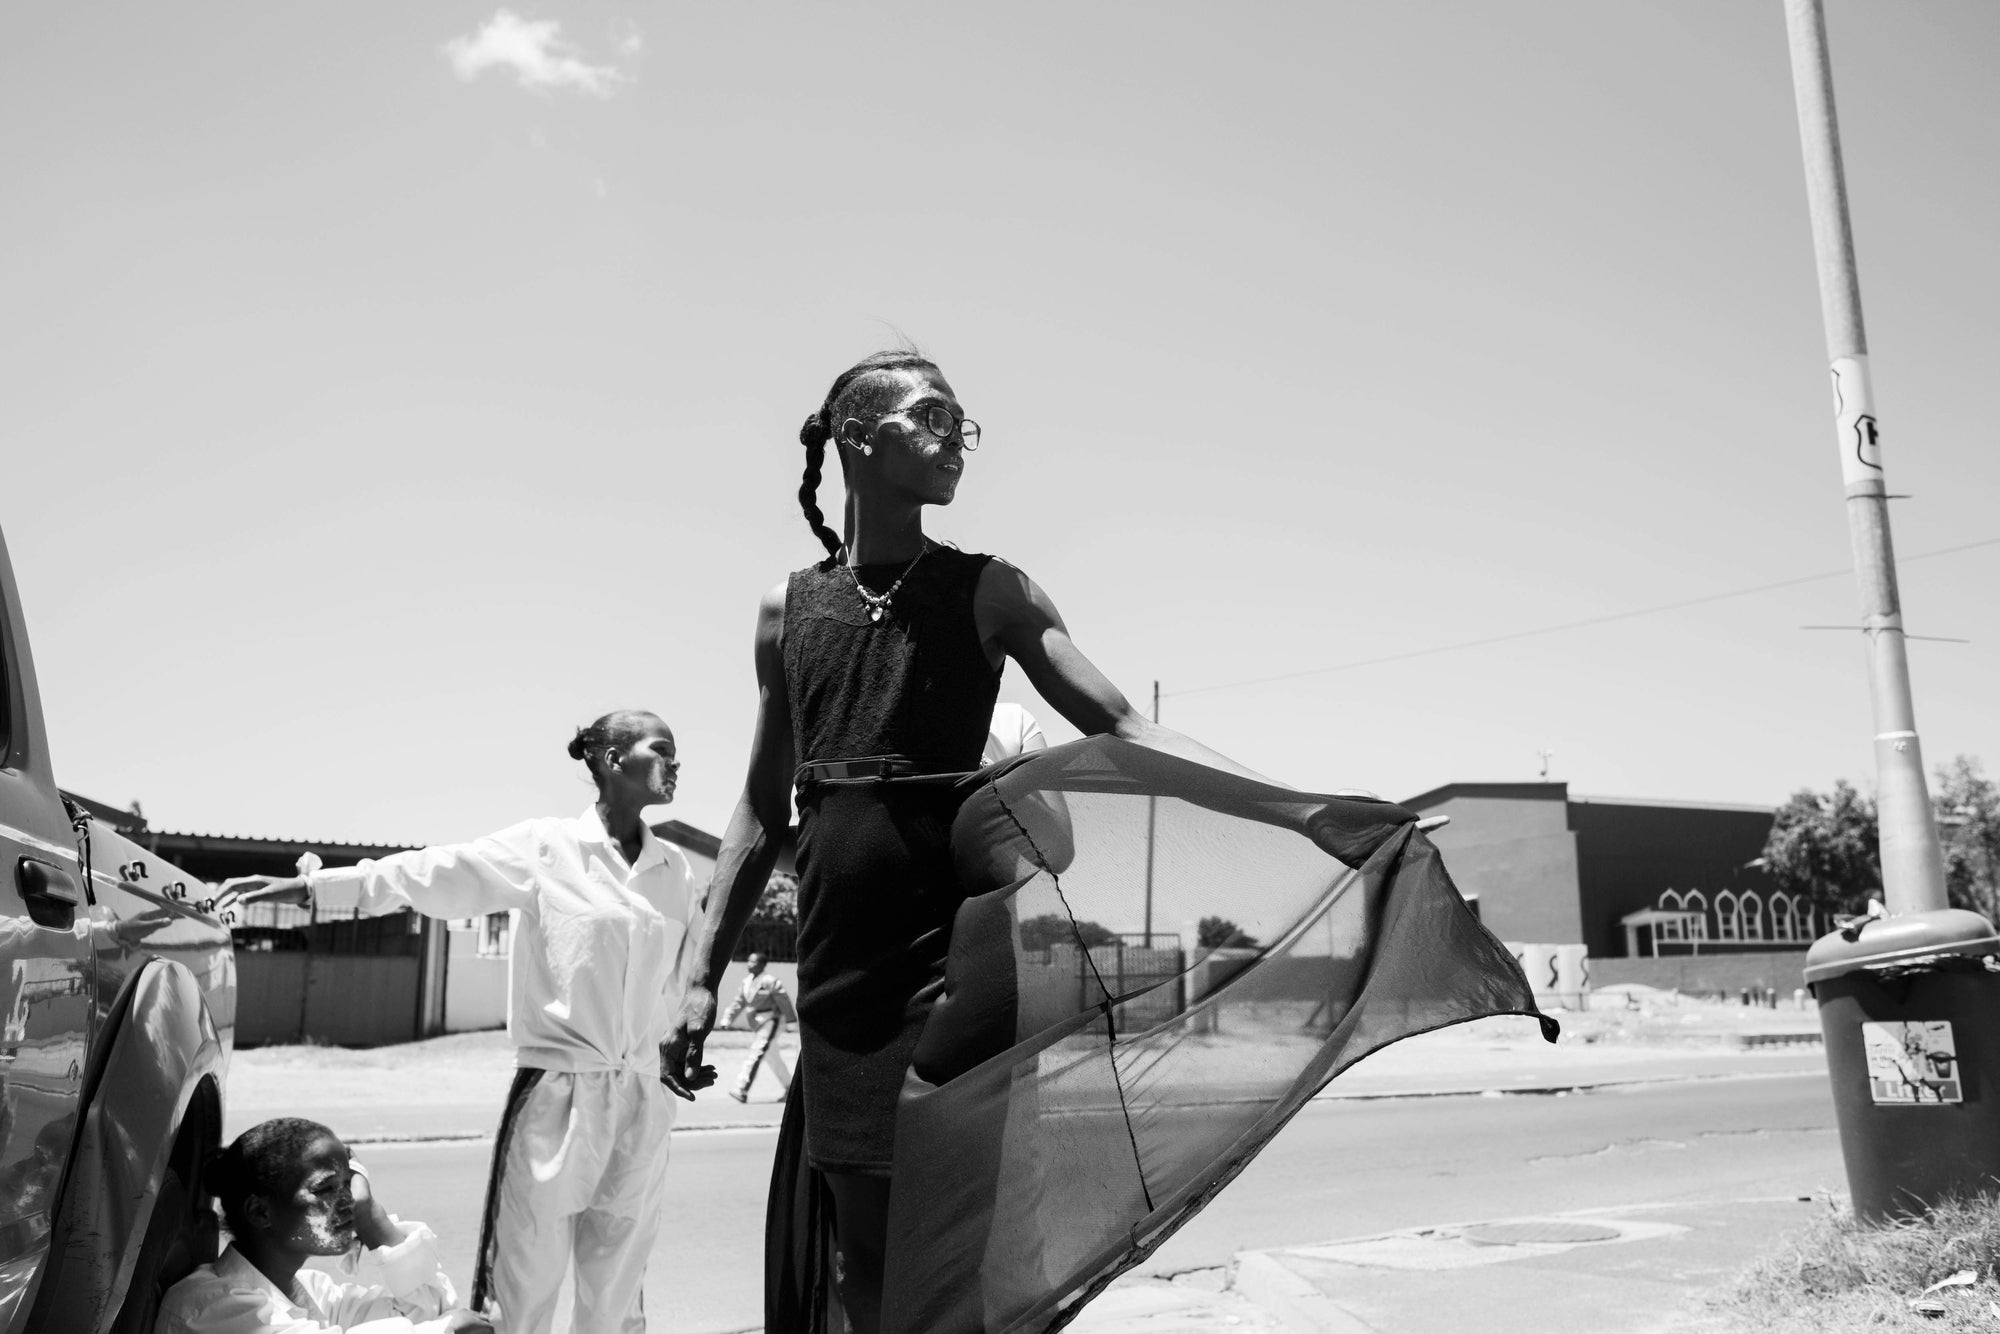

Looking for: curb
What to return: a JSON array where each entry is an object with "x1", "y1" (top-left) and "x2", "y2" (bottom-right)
[
  {"x1": 1232, "y1": 1252, "x2": 1376, "y2": 1333},
  {"x1": 1317, "y1": 1064, "x2": 1823, "y2": 1103},
  {"x1": 334, "y1": 1069, "x2": 1826, "y2": 1145},
  {"x1": 342, "y1": 1118, "x2": 787, "y2": 1148}
]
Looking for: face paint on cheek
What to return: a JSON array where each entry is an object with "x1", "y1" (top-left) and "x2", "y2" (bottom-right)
[
  {"x1": 305, "y1": 1211, "x2": 355, "y2": 1251},
  {"x1": 279, "y1": 1201, "x2": 355, "y2": 1253}
]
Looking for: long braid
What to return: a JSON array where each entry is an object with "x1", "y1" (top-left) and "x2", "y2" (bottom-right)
[
  {"x1": 797, "y1": 413, "x2": 844, "y2": 567},
  {"x1": 795, "y1": 349, "x2": 938, "y2": 568}
]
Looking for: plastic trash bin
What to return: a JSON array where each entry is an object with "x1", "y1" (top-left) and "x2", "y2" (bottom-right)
[{"x1": 1806, "y1": 908, "x2": 2000, "y2": 1221}]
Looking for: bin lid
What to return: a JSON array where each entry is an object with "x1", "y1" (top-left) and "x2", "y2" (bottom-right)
[{"x1": 1804, "y1": 908, "x2": 2000, "y2": 983}]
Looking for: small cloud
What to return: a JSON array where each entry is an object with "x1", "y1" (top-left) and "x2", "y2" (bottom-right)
[
  {"x1": 593, "y1": 178, "x2": 609, "y2": 199},
  {"x1": 612, "y1": 22, "x2": 644, "y2": 60},
  {"x1": 443, "y1": 10, "x2": 630, "y2": 98}
]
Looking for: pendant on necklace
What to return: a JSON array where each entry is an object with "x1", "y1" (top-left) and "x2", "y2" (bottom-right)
[{"x1": 870, "y1": 606, "x2": 885, "y2": 622}]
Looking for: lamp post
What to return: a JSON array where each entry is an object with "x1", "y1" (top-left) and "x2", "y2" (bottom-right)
[{"x1": 1143, "y1": 680, "x2": 1158, "y2": 942}]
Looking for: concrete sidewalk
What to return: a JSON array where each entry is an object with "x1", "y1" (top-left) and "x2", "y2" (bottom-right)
[
  {"x1": 1067, "y1": 1196, "x2": 1812, "y2": 1334},
  {"x1": 224, "y1": 1026, "x2": 809, "y2": 1141},
  {"x1": 227, "y1": 1011, "x2": 1826, "y2": 1144}
]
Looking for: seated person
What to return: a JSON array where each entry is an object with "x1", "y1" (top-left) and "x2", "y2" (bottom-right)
[{"x1": 156, "y1": 1117, "x2": 490, "y2": 1334}]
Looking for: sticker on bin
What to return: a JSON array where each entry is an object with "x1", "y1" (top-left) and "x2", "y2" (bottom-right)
[{"x1": 1862, "y1": 1021, "x2": 1962, "y2": 1105}]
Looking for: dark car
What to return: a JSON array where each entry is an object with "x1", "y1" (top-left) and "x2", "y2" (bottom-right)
[{"x1": 0, "y1": 523, "x2": 234, "y2": 1333}]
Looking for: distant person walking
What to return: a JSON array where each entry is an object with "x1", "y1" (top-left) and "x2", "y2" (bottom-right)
[
  {"x1": 720, "y1": 952, "x2": 795, "y2": 1102},
  {"x1": 224, "y1": 710, "x2": 705, "y2": 1334}
]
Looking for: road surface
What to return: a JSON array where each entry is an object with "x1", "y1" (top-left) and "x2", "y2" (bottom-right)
[{"x1": 350, "y1": 1073, "x2": 1841, "y2": 1333}]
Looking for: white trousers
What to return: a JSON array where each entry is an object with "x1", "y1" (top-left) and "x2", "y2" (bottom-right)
[
  {"x1": 733, "y1": 1016, "x2": 792, "y2": 1098},
  {"x1": 488, "y1": 1069, "x2": 676, "y2": 1334}
]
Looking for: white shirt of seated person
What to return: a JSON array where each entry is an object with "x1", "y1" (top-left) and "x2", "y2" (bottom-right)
[{"x1": 155, "y1": 1155, "x2": 462, "y2": 1334}]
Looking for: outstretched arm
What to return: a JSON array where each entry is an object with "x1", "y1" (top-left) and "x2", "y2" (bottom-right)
[
  {"x1": 974, "y1": 559, "x2": 1274, "y2": 783},
  {"x1": 660, "y1": 582, "x2": 795, "y2": 1099},
  {"x1": 219, "y1": 831, "x2": 541, "y2": 922}
]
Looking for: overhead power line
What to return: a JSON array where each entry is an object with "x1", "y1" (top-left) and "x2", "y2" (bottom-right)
[{"x1": 1166, "y1": 535, "x2": 2000, "y2": 701}]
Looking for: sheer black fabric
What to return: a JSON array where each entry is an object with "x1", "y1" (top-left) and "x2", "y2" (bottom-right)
[{"x1": 853, "y1": 736, "x2": 1557, "y2": 1333}]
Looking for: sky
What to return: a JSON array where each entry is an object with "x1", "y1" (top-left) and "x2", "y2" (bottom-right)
[{"x1": 3, "y1": 2, "x2": 1996, "y2": 849}]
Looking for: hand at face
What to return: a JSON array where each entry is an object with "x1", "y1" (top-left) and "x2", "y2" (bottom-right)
[{"x1": 347, "y1": 1160, "x2": 405, "y2": 1251}]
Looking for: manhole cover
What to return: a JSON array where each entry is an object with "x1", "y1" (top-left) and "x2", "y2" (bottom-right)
[{"x1": 1461, "y1": 1220, "x2": 1622, "y2": 1247}]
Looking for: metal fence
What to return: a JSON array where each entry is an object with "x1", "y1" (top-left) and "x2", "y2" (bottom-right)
[
  {"x1": 1021, "y1": 938, "x2": 1187, "y2": 1037},
  {"x1": 231, "y1": 903, "x2": 428, "y2": 1045}
]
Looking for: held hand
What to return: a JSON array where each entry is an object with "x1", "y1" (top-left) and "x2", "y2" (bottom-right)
[
  {"x1": 441, "y1": 1312, "x2": 497, "y2": 1334},
  {"x1": 659, "y1": 985, "x2": 719, "y2": 1102}
]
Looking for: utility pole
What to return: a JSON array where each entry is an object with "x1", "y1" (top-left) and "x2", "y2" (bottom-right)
[
  {"x1": 1787, "y1": 3, "x2": 1996, "y2": 1224},
  {"x1": 1143, "y1": 680, "x2": 1158, "y2": 942},
  {"x1": 1783, "y1": 0, "x2": 1947, "y2": 915}
]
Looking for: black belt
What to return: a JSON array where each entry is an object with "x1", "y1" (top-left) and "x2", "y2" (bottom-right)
[{"x1": 794, "y1": 755, "x2": 975, "y2": 789}]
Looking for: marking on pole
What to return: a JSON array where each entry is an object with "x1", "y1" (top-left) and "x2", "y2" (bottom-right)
[
  {"x1": 1830, "y1": 356, "x2": 1884, "y2": 484},
  {"x1": 1862, "y1": 1020, "x2": 1961, "y2": 1104}
]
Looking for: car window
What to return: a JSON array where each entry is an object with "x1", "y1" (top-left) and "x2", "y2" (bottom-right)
[{"x1": 0, "y1": 611, "x2": 12, "y2": 765}]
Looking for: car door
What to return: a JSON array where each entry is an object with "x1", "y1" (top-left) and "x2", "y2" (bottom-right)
[{"x1": 0, "y1": 549, "x2": 95, "y2": 1330}]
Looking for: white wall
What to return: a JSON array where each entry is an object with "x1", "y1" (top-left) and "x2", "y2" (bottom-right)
[{"x1": 444, "y1": 926, "x2": 508, "y2": 1032}]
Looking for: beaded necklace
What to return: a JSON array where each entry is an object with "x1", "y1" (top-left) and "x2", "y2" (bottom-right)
[{"x1": 845, "y1": 541, "x2": 931, "y2": 623}]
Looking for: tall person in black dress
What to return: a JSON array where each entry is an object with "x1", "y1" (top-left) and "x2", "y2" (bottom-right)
[{"x1": 662, "y1": 350, "x2": 1256, "y2": 1333}]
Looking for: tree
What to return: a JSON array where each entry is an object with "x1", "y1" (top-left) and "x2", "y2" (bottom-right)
[
  {"x1": 1936, "y1": 755, "x2": 2000, "y2": 921},
  {"x1": 751, "y1": 871, "x2": 799, "y2": 928},
  {"x1": 1019, "y1": 913, "x2": 1116, "y2": 952},
  {"x1": 737, "y1": 870, "x2": 800, "y2": 960},
  {"x1": 1759, "y1": 779, "x2": 1880, "y2": 918},
  {"x1": 1197, "y1": 916, "x2": 1259, "y2": 949}
]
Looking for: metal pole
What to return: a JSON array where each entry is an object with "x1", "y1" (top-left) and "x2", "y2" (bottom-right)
[
  {"x1": 1143, "y1": 681, "x2": 1159, "y2": 942},
  {"x1": 1783, "y1": 0, "x2": 1947, "y2": 915}
]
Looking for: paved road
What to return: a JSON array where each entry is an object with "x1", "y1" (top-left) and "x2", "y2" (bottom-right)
[{"x1": 350, "y1": 1073, "x2": 1841, "y2": 1333}]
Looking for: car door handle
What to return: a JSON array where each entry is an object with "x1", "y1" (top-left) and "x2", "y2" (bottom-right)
[
  {"x1": 16, "y1": 857, "x2": 82, "y2": 930},
  {"x1": 18, "y1": 858, "x2": 81, "y2": 905}
]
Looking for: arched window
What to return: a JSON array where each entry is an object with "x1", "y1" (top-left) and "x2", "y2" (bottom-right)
[
  {"x1": 1683, "y1": 890, "x2": 1710, "y2": 941},
  {"x1": 1771, "y1": 893, "x2": 1798, "y2": 942},
  {"x1": 1738, "y1": 891, "x2": 1765, "y2": 941}
]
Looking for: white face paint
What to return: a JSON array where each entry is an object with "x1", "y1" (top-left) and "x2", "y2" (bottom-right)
[
  {"x1": 264, "y1": 1135, "x2": 358, "y2": 1257},
  {"x1": 1829, "y1": 355, "x2": 1884, "y2": 490}
]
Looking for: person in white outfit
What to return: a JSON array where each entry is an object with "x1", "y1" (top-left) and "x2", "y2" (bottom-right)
[
  {"x1": 225, "y1": 710, "x2": 709, "y2": 1334},
  {"x1": 719, "y1": 952, "x2": 795, "y2": 1102},
  {"x1": 155, "y1": 1116, "x2": 488, "y2": 1334},
  {"x1": 983, "y1": 701, "x2": 1046, "y2": 767}
]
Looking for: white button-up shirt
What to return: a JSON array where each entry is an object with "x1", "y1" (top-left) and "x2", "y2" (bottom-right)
[
  {"x1": 155, "y1": 1223, "x2": 457, "y2": 1334},
  {"x1": 312, "y1": 808, "x2": 703, "y2": 1077}
]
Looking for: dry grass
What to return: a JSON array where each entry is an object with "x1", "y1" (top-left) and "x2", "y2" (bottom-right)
[{"x1": 1691, "y1": 1194, "x2": 2000, "y2": 1332}]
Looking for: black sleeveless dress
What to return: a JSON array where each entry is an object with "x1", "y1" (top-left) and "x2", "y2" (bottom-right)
[{"x1": 782, "y1": 544, "x2": 1000, "y2": 1174}]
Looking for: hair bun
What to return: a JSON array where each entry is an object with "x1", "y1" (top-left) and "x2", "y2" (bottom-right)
[
  {"x1": 566, "y1": 729, "x2": 590, "y2": 762},
  {"x1": 200, "y1": 1149, "x2": 237, "y2": 1200}
]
